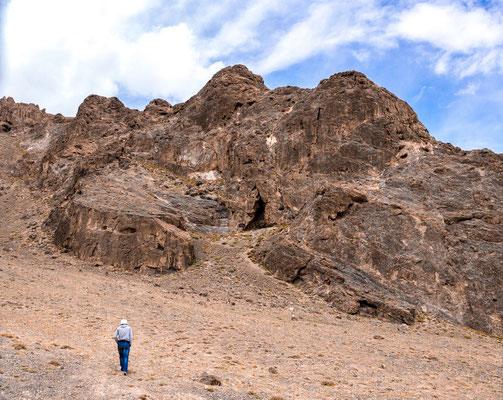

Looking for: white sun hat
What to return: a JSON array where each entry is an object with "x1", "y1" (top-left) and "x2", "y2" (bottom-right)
[{"x1": 121, "y1": 319, "x2": 128, "y2": 325}]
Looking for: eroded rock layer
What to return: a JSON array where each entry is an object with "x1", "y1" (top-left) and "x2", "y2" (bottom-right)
[
  {"x1": 1, "y1": 65, "x2": 502, "y2": 334},
  {"x1": 51, "y1": 200, "x2": 194, "y2": 273}
]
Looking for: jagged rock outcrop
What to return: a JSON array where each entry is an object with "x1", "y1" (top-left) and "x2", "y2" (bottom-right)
[
  {"x1": 0, "y1": 96, "x2": 54, "y2": 133},
  {"x1": 2, "y1": 65, "x2": 502, "y2": 335},
  {"x1": 51, "y1": 200, "x2": 194, "y2": 273}
]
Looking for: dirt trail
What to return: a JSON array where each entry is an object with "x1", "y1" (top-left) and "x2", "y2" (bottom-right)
[{"x1": 1, "y1": 132, "x2": 503, "y2": 399}]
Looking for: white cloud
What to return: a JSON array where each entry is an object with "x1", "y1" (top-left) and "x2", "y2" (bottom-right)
[
  {"x1": 392, "y1": 3, "x2": 503, "y2": 52},
  {"x1": 391, "y1": 2, "x2": 503, "y2": 78},
  {"x1": 117, "y1": 24, "x2": 223, "y2": 100},
  {"x1": 352, "y1": 49, "x2": 371, "y2": 63},
  {"x1": 434, "y1": 52, "x2": 452, "y2": 75},
  {"x1": 0, "y1": 0, "x2": 224, "y2": 115}
]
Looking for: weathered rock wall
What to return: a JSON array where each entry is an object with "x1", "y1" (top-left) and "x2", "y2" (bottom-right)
[
  {"x1": 52, "y1": 201, "x2": 194, "y2": 273},
  {"x1": 252, "y1": 147, "x2": 503, "y2": 334}
]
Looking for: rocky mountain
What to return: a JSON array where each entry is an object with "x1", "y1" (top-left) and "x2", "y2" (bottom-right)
[{"x1": 1, "y1": 65, "x2": 502, "y2": 335}]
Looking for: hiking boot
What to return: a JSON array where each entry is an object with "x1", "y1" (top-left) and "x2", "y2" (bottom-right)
[{"x1": 124, "y1": 372, "x2": 127, "y2": 376}]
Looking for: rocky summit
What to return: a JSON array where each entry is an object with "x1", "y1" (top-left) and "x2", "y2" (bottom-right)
[{"x1": 1, "y1": 65, "x2": 502, "y2": 336}]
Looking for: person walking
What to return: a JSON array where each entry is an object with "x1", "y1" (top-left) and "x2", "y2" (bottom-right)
[{"x1": 114, "y1": 319, "x2": 133, "y2": 375}]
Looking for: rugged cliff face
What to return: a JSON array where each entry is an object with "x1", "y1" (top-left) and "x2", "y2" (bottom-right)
[{"x1": 1, "y1": 65, "x2": 502, "y2": 334}]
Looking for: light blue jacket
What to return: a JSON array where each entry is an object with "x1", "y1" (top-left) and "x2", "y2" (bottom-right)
[{"x1": 114, "y1": 324, "x2": 133, "y2": 344}]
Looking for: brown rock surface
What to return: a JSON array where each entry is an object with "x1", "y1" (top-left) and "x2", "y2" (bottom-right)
[
  {"x1": 2, "y1": 65, "x2": 503, "y2": 336},
  {"x1": 0, "y1": 96, "x2": 54, "y2": 133},
  {"x1": 51, "y1": 200, "x2": 194, "y2": 273}
]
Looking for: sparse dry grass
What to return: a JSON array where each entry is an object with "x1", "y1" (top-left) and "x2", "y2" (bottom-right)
[
  {"x1": 48, "y1": 361, "x2": 61, "y2": 367},
  {"x1": 1, "y1": 333, "x2": 16, "y2": 339}
]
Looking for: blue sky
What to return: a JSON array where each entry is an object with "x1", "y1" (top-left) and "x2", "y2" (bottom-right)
[{"x1": 1, "y1": 0, "x2": 502, "y2": 152}]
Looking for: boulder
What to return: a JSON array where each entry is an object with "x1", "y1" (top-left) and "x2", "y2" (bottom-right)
[{"x1": 52, "y1": 200, "x2": 194, "y2": 273}]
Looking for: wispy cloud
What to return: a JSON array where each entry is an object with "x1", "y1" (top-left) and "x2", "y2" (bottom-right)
[
  {"x1": 352, "y1": 49, "x2": 372, "y2": 63},
  {"x1": 203, "y1": 0, "x2": 286, "y2": 59},
  {"x1": 412, "y1": 86, "x2": 427, "y2": 103},
  {"x1": 456, "y1": 81, "x2": 480, "y2": 95},
  {"x1": 254, "y1": 0, "x2": 392, "y2": 74}
]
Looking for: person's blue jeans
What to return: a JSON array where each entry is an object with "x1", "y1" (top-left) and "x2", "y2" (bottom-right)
[{"x1": 117, "y1": 340, "x2": 131, "y2": 372}]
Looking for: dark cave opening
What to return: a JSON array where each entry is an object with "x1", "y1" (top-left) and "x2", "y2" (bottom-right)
[{"x1": 245, "y1": 194, "x2": 268, "y2": 230}]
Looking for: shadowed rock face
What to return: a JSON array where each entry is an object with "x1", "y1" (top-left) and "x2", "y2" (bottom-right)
[
  {"x1": 51, "y1": 200, "x2": 194, "y2": 273},
  {"x1": 2, "y1": 65, "x2": 502, "y2": 334}
]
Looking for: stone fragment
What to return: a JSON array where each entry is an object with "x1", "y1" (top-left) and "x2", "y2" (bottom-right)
[{"x1": 198, "y1": 371, "x2": 222, "y2": 386}]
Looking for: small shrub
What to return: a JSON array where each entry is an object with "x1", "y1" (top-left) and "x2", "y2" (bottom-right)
[
  {"x1": 1, "y1": 333, "x2": 15, "y2": 339},
  {"x1": 415, "y1": 313, "x2": 426, "y2": 323}
]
